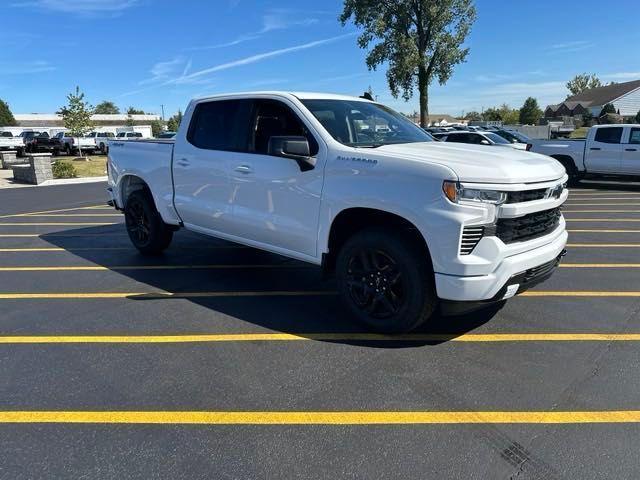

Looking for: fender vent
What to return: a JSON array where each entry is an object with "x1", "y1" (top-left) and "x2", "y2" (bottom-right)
[{"x1": 460, "y1": 226, "x2": 485, "y2": 255}]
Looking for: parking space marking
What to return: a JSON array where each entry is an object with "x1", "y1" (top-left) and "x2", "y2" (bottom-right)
[
  {"x1": 567, "y1": 229, "x2": 640, "y2": 233},
  {"x1": 563, "y1": 210, "x2": 640, "y2": 213},
  {"x1": 567, "y1": 198, "x2": 640, "y2": 201},
  {"x1": 564, "y1": 203, "x2": 640, "y2": 206},
  {"x1": 11, "y1": 214, "x2": 123, "y2": 217},
  {"x1": 0, "y1": 245, "x2": 244, "y2": 252},
  {"x1": 0, "y1": 291, "x2": 336, "y2": 299},
  {"x1": 561, "y1": 264, "x2": 640, "y2": 268},
  {"x1": 0, "y1": 234, "x2": 128, "y2": 238},
  {"x1": 0, "y1": 264, "x2": 308, "y2": 271},
  {"x1": 0, "y1": 222, "x2": 119, "y2": 226},
  {"x1": 522, "y1": 291, "x2": 640, "y2": 297},
  {"x1": 566, "y1": 244, "x2": 640, "y2": 248},
  {"x1": 3, "y1": 333, "x2": 640, "y2": 344},
  {"x1": 565, "y1": 219, "x2": 640, "y2": 222},
  {"x1": 0, "y1": 205, "x2": 109, "y2": 218},
  {"x1": 2, "y1": 410, "x2": 640, "y2": 425}
]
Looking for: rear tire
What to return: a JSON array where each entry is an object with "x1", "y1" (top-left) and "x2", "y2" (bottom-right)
[
  {"x1": 124, "y1": 190, "x2": 173, "y2": 255},
  {"x1": 336, "y1": 228, "x2": 437, "y2": 333}
]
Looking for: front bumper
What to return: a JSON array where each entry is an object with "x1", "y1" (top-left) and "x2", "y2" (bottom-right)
[{"x1": 435, "y1": 225, "x2": 568, "y2": 303}]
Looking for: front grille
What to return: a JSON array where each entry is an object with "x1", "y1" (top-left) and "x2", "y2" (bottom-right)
[
  {"x1": 460, "y1": 226, "x2": 485, "y2": 255},
  {"x1": 506, "y1": 188, "x2": 548, "y2": 204},
  {"x1": 495, "y1": 207, "x2": 561, "y2": 244}
]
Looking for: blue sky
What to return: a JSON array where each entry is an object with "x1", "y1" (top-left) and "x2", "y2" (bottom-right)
[{"x1": 1, "y1": 0, "x2": 639, "y2": 118}]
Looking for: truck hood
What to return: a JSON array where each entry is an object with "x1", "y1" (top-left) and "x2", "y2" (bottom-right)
[{"x1": 375, "y1": 142, "x2": 565, "y2": 184}]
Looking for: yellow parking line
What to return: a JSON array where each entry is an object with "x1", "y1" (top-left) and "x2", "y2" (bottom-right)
[
  {"x1": 0, "y1": 223, "x2": 118, "y2": 226},
  {"x1": 0, "y1": 264, "x2": 307, "y2": 272},
  {"x1": 566, "y1": 244, "x2": 640, "y2": 248},
  {"x1": 522, "y1": 291, "x2": 640, "y2": 297},
  {"x1": 0, "y1": 291, "x2": 336, "y2": 299},
  {"x1": 0, "y1": 205, "x2": 108, "y2": 218},
  {"x1": 561, "y1": 264, "x2": 640, "y2": 268},
  {"x1": 0, "y1": 245, "x2": 243, "y2": 252},
  {"x1": 563, "y1": 210, "x2": 640, "y2": 213},
  {"x1": 2, "y1": 332, "x2": 640, "y2": 344},
  {"x1": 568, "y1": 198, "x2": 640, "y2": 201},
  {"x1": 0, "y1": 234, "x2": 128, "y2": 238},
  {"x1": 565, "y1": 219, "x2": 640, "y2": 222},
  {"x1": 564, "y1": 203, "x2": 640, "y2": 206},
  {"x1": 1, "y1": 410, "x2": 640, "y2": 424},
  {"x1": 569, "y1": 231, "x2": 640, "y2": 234},
  {"x1": 12, "y1": 214, "x2": 122, "y2": 217}
]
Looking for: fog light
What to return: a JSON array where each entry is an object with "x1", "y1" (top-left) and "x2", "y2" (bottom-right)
[{"x1": 503, "y1": 284, "x2": 519, "y2": 299}]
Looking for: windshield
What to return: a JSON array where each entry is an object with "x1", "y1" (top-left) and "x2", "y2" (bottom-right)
[
  {"x1": 301, "y1": 99, "x2": 433, "y2": 148},
  {"x1": 484, "y1": 132, "x2": 511, "y2": 145},
  {"x1": 0, "y1": 132, "x2": 12, "y2": 137}
]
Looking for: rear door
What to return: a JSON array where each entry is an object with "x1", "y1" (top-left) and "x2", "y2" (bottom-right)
[
  {"x1": 621, "y1": 127, "x2": 640, "y2": 175},
  {"x1": 172, "y1": 98, "x2": 252, "y2": 234},
  {"x1": 584, "y1": 127, "x2": 623, "y2": 173}
]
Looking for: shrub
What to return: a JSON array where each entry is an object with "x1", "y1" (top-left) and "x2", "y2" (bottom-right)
[{"x1": 52, "y1": 161, "x2": 78, "y2": 179}]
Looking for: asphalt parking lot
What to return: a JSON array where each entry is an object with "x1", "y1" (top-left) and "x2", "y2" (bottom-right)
[{"x1": 1, "y1": 181, "x2": 640, "y2": 479}]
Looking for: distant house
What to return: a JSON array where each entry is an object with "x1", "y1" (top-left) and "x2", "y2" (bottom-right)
[
  {"x1": 545, "y1": 79, "x2": 640, "y2": 119},
  {"x1": 408, "y1": 113, "x2": 465, "y2": 126}
]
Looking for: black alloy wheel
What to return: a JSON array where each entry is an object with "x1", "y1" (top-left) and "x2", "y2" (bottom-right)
[{"x1": 124, "y1": 190, "x2": 173, "y2": 255}]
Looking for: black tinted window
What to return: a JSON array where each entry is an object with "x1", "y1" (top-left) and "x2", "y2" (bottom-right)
[
  {"x1": 594, "y1": 127, "x2": 623, "y2": 144},
  {"x1": 251, "y1": 100, "x2": 318, "y2": 156},
  {"x1": 446, "y1": 133, "x2": 470, "y2": 143},
  {"x1": 188, "y1": 99, "x2": 251, "y2": 151},
  {"x1": 629, "y1": 128, "x2": 640, "y2": 145}
]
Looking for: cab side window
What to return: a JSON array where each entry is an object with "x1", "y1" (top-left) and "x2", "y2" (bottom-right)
[
  {"x1": 629, "y1": 128, "x2": 640, "y2": 145},
  {"x1": 250, "y1": 100, "x2": 318, "y2": 156},
  {"x1": 594, "y1": 127, "x2": 623, "y2": 144},
  {"x1": 188, "y1": 99, "x2": 251, "y2": 151}
]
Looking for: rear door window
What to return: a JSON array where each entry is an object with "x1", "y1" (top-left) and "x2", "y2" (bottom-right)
[
  {"x1": 594, "y1": 127, "x2": 623, "y2": 144},
  {"x1": 629, "y1": 128, "x2": 640, "y2": 144},
  {"x1": 188, "y1": 99, "x2": 252, "y2": 151}
]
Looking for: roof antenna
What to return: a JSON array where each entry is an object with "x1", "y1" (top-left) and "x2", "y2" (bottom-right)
[{"x1": 360, "y1": 92, "x2": 374, "y2": 101}]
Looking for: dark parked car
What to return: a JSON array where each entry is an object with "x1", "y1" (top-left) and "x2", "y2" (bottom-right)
[{"x1": 17, "y1": 131, "x2": 58, "y2": 156}]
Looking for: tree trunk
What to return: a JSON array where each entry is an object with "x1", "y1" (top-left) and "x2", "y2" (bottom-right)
[{"x1": 418, "y1": 65, "x2": 429, "y2": 128}]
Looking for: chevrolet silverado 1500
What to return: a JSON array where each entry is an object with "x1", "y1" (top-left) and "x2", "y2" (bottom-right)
[
  {"x1": 107, "y1": 92, "x2": 568, "y2": 332},
  {"x1": 529, "y1": 124, "x2": 640, "y2": 184}
]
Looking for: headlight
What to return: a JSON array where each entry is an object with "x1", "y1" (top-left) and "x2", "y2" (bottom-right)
[{"x1": 443, "y1": 181, "x2": 507, "y2": 205}]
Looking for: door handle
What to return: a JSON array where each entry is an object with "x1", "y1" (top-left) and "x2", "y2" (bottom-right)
[
  {"x1": 177, "y1": 158, "x2": 190, "y2": 167},
  {"x1": 234, "y1": 165, "x2": 253, "y2": 174},
  {"x1": 590, "y1": 147, "x2": 601, "y2": 151},
  {"x1": 625, "y1": 148, "x2": 638, "y2": 152}
]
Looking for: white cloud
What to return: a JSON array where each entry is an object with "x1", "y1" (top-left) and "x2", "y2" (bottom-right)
[
  {"x1": 139, "y1": 57, "x2": 188, "y2": 85},
  {"x1": 547, "y1": 40, "x2": 594, "y2": 53},
  {"x1": 10, "y1": 0, "x2": 140, "y2": 15},
  {"x1": 186, "y1": 8, "x2": 319, "y2": 51},
  {"x1": 602, "y1": 72, "x2": 640, "y2": 81},
  {"x1": 0, "y1": 61, "x2": 55, "y2": 75}
]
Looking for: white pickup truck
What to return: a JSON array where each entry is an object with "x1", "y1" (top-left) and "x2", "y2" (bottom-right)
[
  {"x1": 107, "y1": 92, "x2": 568, "y2": 332},
  {"x1": 529, "y1": 124, "x2": 640, "y2": 184},
  {"x1": 0, "y1": 131, "x2": 23, "y2": 151},
  {"x1": 52, "y1": 132, "x2": 97, "y2": 155}
]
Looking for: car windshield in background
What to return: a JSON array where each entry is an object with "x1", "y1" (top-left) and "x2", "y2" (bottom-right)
[
  {"x1": 484, "y1": 132, "x2": 511, "y2": 145},
  {"x1": 301, "y1": 99, "x2": 433, "y2": 148}
]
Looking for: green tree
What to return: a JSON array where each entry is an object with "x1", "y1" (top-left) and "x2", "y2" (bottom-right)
[
  {"x1": 58, "y1": 86, "x2": 94, "y2": 158},
  {"x1": 340, "y1": 0, "x2": 476, "y2": 128},
  {"x1": 566, "y1": 73, "x2": 602, "y2": 96},
  {"x1": 94, "y1": 101, "x2": 120, "y2": 115},
  {"x1": 498, "y1": 104, "x2": 519, "y2": 125},
  {"x1": 519, "y1": 97, "x2": 542, "y2": 125},
  {"x1": 126, "y1": 107, "x2": 146, "y2": 115},
  {"x1": 635, "y1": 110, "x2": 640, "y2": 124},
  {"x1": 600, "y1": 103, "x2": 616, "y2": 115},
  {"x1": 166, "y1": 110, "x2": 183, "y2": 132},
  {"x1": 464, "y1": 111, "x2": 482, "y2": 121},
  {"x1": 0, "y1": 99, "x2": 17, "y2": 126},
  {"x1": 125, "y1": 114, "x2": 135, "y2": 127},
  {"x1": 482, "y1": 107, "x2": 502, "y2": 121},
  {"x1": 151, "y1": 120, "x2": 165, "y2": 137}
]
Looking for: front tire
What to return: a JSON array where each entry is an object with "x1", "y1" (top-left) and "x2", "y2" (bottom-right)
[
  {"x1": 336, "y1": 228, "x2": 437, "y2": 333},
  {"x1": 124, "y1": 190, "x2": 173, "y2": 255}
]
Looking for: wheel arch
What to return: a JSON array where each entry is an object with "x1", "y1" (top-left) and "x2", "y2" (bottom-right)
[
  {"x1": 322, "y1": 207, "x2": 432, "y2": 274},
  {"x1": 549, "y1": 154, "x2": 578, "y2": 174}
]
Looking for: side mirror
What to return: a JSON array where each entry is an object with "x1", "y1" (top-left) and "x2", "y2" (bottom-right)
[
  {"x1": 267, "y1": 136, "x2": 316, "y2": 171},
  {"x1": 480, "y1": 139, "x2": 491, "y2": 145}
]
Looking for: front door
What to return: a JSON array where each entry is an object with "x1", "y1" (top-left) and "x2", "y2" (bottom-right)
[
  {"x1": 226, "y1": 98, "x2": 324, "y2": 258},
  {"x1": 621, "y1": 127, "x2": 640, "y2": 175},
  {"x1": 172, "y1": 99, "x2": 252, "y2": 234},
  {"x1": 585, "y1": 126, "x2": 624, "y2": 173}
]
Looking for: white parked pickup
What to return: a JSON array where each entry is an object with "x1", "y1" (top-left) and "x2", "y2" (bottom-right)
[
  {"x1": 107, "y1": 92, "x2": 568, "y2": 333},
  {"x1": 529, "y1": 124, "x2": 640, "y2": 184},
  {"x1": 0, "y1": 131, "x2": 23, "y2": 151}
]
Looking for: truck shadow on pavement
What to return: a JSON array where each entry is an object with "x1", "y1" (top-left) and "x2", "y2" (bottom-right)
[
  {"x1": 42, "y1": 225, "x2": 503, "y2": 348},
  {"x1": 575, "y1": 180, "x2": 640, "y2": 192}
]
